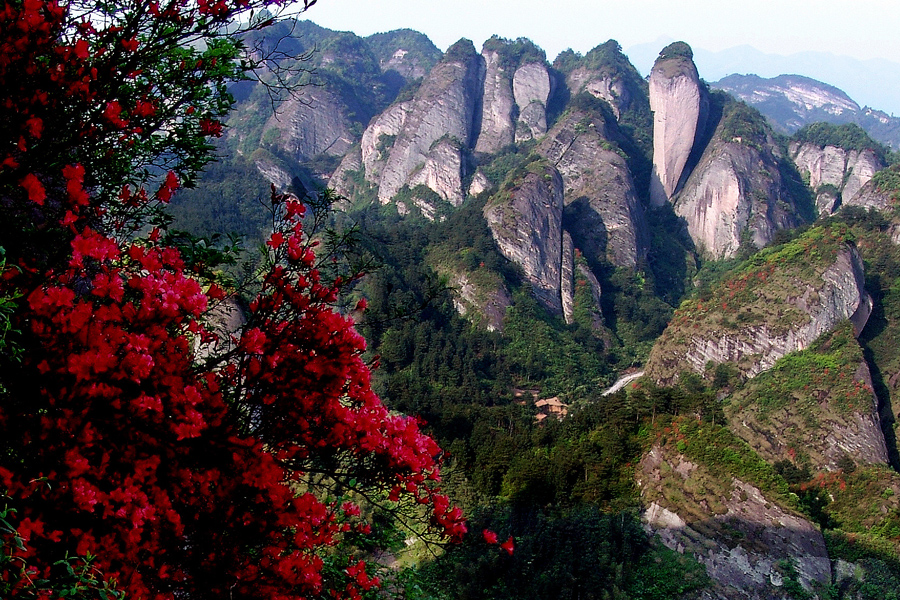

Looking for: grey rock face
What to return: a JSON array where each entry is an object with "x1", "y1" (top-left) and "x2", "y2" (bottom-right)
[
  {"x1": 791, "y1": 142, "x2": 885, "y2": 215},
  {"x1": 567, "y1": 68, "x2": 634, "y2": 119},
  {"x1": 641, "y1": 447, "x2": 831, "y2": 600},
  {"x1": 360, "y1": 101, "x2": 412, "y2": 186},
  {"x1": 380, "y1": 47, "x2": 431, "y2": 80},
  {"x1": 484, "y1": 164, "x2": 566, "y2": 315},
  {"x1": 474, "y1": 49, "x2": 516, "y2": 154},
  {"x1": 648, "y1": 245, "x2": 872, "y2": 384},
  {"x1": 561, "y1": 232, "x2": 575, "y2": 324},
  {"x1": 261, "y1": 86, "x2": 356, "y2": 161},
  {"x1": 445, "y1": 271, "x2": 512, "y2": 332},
  {"x1": 376, "y1": 45, "x2": 484, "y2": 203},
  {"x1": 328, "y1": 146, "x2": 362, "y2": 198},
  {"x1": 513, "y1": 62, "x2": 552, "y2": 142},
  {"x1": 674, "y1": 139, "x2": 801, "y2": 259},
  {"x1": 844, "y1": 179, "x2": 895, "y2": 212},
  {"x1": 729, "y1": 357, "x2": 889, "y2": 471},
  {"x1": 537, "y1": 109, "x2": 647, "y2": 268},
  {"x1": 407, "y1": 137, "x2": 467, "y2": 207},
  {"x1": 649, "y1": 55, "x2": 707, "y2": 207}
]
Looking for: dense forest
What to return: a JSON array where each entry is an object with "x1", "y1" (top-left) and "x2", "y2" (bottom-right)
[{"x1": 160, "y1": 19, "x2": 900, "y2": 600}]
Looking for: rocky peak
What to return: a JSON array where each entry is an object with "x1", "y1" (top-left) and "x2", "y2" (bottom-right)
[
  {"x1": 791, "y1": 142, "x2": 884, "y2": 215},
  {"x1": 372, "y1": 38, "x2": 484, "y2": 204},
  {"x1": 483, "y1": 161, "x2": 569, "y2": 316},
  {"x1": 648, "y1": 42, "x2": 708, "y2": 207},
  {"x1": 559, "y1": 40, "x2": 648, "y2": 121},
  {"x1": 673, "y1": 99, "x2": 806, "y2": 258},
  {"x1": 645, "y1": 227, "x2": 872, "y2": 385},
  {"x1": 512, "y1": 62, "x2": 552, "y2": 142},
  {"x1": 474, "y1": 48, "x2": 516, "y2": 154},
  {"x1": 537, "y1": 96, "x2": 647, "y2": 268}
]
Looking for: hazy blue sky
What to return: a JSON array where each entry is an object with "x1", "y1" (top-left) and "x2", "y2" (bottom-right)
[{"x1": 300, "y1": 0, "x2": 900, "y2": 66}]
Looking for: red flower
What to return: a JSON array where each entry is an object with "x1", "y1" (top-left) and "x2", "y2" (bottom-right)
[
  {"x1": 500, "y1": 536, "x2": 515, "y2": 555},
  {"x1": 482, "y1": 529, "x2": 498, "y2": 544},
  {"x1": 199, "y1": 118, "x2": 223, "y2": 137},
  {"x1": 20, "y1": 173, "x2": 46, "y2": 204}
]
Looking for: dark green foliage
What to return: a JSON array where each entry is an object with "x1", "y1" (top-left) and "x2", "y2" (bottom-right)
[
  {"x1": 1, "y1": 500, "x2": 124, "y2": 599},
  {"x1": 167, "y1": 153, "x2": 273, "y2": 243},
  {"x1": 793, "y1": 122, "x2": 889, "y2": 163},
  {"x1": 481, "y1": 35, "x2": 547, "y2": 72},
  {"x1": 364, "y1": 28, "x2": 442, "y2": 73},
  {"x1": 657, "y1": 41, "x2": 693, "y2": 61},
  {"x1": 871, "y1": 164, "x2": 900, "y2": 202},
  {"x1": 443, "y1": 38, "x2": 477, "y2": 63},
  {"x1": 719, "y1": 101, "x2": 770, "y2": 148},
  {"x1": 406, "y1": 507, "x2": 708, "y2": 600}
]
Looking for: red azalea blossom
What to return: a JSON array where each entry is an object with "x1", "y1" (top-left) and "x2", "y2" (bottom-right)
[
  {"x1": 483, "y1": 529, "x2": 498, "y2": 544},
  {"x1": 501, "y1": 536, "x2": 515, "y2": 555}
]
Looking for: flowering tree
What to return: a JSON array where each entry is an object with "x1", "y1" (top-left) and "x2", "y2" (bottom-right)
[{"x1": 0, "y1": 1, "x2": 466, "y2": 599}]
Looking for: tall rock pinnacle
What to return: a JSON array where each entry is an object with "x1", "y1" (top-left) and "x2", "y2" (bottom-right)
[{"x1": 648, "y1": 42, "x2": 707, "y2": 207}]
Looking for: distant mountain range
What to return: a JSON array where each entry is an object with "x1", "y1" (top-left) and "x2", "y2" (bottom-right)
[
  {"x1": 626, "y1": 40, "x2": 900, "y2": 118},
  {"x1": 711, "y1": 73, "x2": 900, "y2": 149}
]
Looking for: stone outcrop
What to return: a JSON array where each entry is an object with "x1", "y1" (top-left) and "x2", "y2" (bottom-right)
[
  {"x1": 328, "y1": 146, "x2": 363, "y2": 199},
  {"x1": 791, "y1": 142, "x2": 885, "y2": 215},
  {"x1": 474, "y1": 49, "x2": 516, "y2": 154},
  {"x1": 360, "y1": 101, "x2": 411, "y2": 188},
  {"x1": 407, "y1": 137, "x2": 468, "y2": 207},
  {"x1": 537, "y1": 108, "x2": 647, "y2": 268},
  {"x1": 372, "y1": 40, "x2": 484, "y2": 203},
  {"x1": 259, "y1": 86, "x2": 356, "y2": 162},
  {"x1": 720, "y1": 302, "x2": 887, "y2": 470},
  {"x1": 442, "y1": 270, "x2": 512, "y2": 332},
  {"x1": 640, "y1": 445, "x2": 831, "y2": 599},
  {"x1": 648, "y1": 45, "x2": 708, "y2": 207},
  {"x1": 646, "y1": 240, "x2": 873, "y2": 384},
  {"x1": 513, "y1": 62, "x2": 552, "y2": 142},
  {"x1": 568, "y1": 68, "x2": 634, "y2": 119},
  {"x1": 844, "y1": 178, "x2": 896, "y2": 212},
  {"x1": 674, "y1": 136, "x2": 802, "y2": 259},
  {"x1": 484, "y1": 163, "x2": 567, "y2": 316}
]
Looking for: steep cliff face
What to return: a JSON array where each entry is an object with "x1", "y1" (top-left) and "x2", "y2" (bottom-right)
[
  {"x1": 360, "y1": 101, "x2": 411, "y2": 187},
  {"x1": 537, "y1": 102, "x2": 647, "y2": 268},
  {"x1": 645, "y1": 227, "x2": 872, "y2": 385},
  {"x1": 726, "y1": 323, "x2": 888, "y2": 470},
  {"x1": 513, "y1": 62, "x2": 552, "y2": 143},
  {"x1": 648, "y1": 43, "x2": 708, "y2": 207},
  {"x1": 559, "y1": 40, "x2": 650, "y2": 122},
  {"x1": 674, "y1": 135, "x2": 801, "y2": 259},
  {"x1": 640, "y1": 442, "x2": 831, "y2": 599},
  {"x1": 407, "y1": 137, "x2": 468, "y2": 207},
  {"x1": 375, "y1": 40, "x2": 484, "y2": 203},
  {"x1": 484, "y1": 163, "x2": 568, "y2": 316},
  {"x1": 474, "y1": 49, "x2": 516, "y2": 154},
  {"x1": 259, "y1": 86, "x2": 357, "y2": 162},
  {"x1": 791, "y1": 142, "x2": 885, "y2": 215}
]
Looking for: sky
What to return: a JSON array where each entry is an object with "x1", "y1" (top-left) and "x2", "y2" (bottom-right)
[{"x1": 299, "y1": 0, "x2": 900, "y2": 66}]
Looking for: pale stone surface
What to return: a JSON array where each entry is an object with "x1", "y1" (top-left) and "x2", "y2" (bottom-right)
[
  {"x1": 791, "y1": 142, "x2": 885, "y2": 215},
  {"x1": 649, "y1": 56, "x2": 707, "y2": 207},
  {"x1": 407, "y1": 138, "x2": 467, "y2": 207},
  {"x1": 674, "y1": 139, "x2": 800, "y2": 259},
  {"x1": 513, "y1": 62, "x2": 552, "y2": 142},
  {"x1": 640, "y1": 446, "x2": 832, "y2": 600},
  {"x1": 360, "y1": 101, "x2": 412, "y2": 185},
  {"x1": 261, "y1": 86, "x2": 356, "y2": 161},
  {"x1": 474, "y1": 50, "x2": 516, "y2": 154},
  {"x1": 561, "y1": 231, "x2": 575, "y2": 324},
  {"x1": 646, "y1": 244, "x2": 873, "y2": 385}
]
